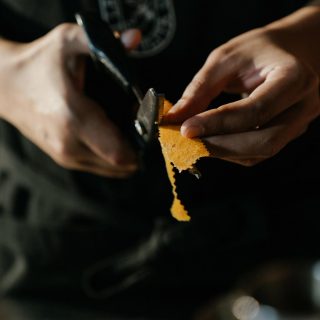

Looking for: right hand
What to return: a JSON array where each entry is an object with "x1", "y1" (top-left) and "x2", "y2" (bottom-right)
[{"x1": 0, "y1": 24, "x2": 142, "y2": 178}]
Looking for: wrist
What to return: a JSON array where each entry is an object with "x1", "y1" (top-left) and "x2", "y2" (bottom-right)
[
  {"x1": 0, "y1": 38, "x2": 24, "y2": 120},
  {"x1": 0, "y1": 37, "x2": 20, "y2": 55},
  {"x1": 264, "y1": 6, "x2": 320, "y2": 76}
]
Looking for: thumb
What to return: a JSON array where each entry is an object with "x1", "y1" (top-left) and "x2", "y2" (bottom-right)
[
  {"x1": 120, "y1": 29, "x2": 142, "y2": 51},
  {"x1": 164, "y1": 50, "x2": 235, "y2": 123}
]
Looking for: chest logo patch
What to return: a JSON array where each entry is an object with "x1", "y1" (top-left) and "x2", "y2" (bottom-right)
[{"x1": 98, "y1": 0, "x2": 176, "y2": 57}]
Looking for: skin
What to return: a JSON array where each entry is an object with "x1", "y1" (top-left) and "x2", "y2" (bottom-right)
[
  {"x1": 165, "y1": 6, "x2": 320, "y2": 167},
  {"x1": 0, "y1": 24, "x2": 142, "y2": 178},
  {"x1": 0, "y1": 6, "x2": 319, "y2": 175}
]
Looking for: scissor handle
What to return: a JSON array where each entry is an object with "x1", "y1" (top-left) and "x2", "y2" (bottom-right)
[{"x1": 76, "y1": 12, "x2": 143, "y2": 103}]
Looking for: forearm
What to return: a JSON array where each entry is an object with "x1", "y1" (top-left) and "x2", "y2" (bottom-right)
[
  {"x1": 0, "y1": 37, "x2": 19, "y2": 56},
  {"x1": 264, "y1": 5, "x2": 320, "y2": 77},
  {"x1": 0, "y1": 38, "x2": 11, "y2": 119},
  {"x1": 0, "y1": 38, "x2": 24, "y2": 120},
  {"x1": 308, "y1": 0, "x2": 320, "y2": 5}
]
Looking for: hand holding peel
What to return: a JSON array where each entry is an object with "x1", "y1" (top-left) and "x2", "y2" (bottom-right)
[{"x1": 165, "y1": 6, "x2": 320, "y2": 167}]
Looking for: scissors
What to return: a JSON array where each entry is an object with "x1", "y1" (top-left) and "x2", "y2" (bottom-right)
[
  {"x1": 76, "y1": 12, "x2": 201, "y2": 178},
  {"x1": 75, "y1": 11, "x2": 163, "y2": 152}
]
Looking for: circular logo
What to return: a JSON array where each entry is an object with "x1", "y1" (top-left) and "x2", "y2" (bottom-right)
[{"x1": 98, "y1": 0, "x2": 176, "y2": 57}]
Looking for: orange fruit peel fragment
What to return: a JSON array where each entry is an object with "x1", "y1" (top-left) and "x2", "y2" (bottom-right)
[{"x1": 158, "y1": 100, "x2": 210, "y2": 221}]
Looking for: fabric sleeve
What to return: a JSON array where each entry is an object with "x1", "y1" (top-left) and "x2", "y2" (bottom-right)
[{"x1": 307, "y1": 0, "x2": 320, "y2": 5}]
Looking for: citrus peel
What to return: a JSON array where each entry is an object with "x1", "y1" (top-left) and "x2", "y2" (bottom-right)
[{"x1": 158, "y1": 100, "x2": 210, "y2": 221}]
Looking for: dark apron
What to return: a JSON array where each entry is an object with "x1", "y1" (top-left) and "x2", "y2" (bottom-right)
[{"x1": 0, "y1": 0, "x2": 318, "y2": 309}]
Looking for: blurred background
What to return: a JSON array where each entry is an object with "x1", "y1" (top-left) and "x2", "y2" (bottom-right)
[{"x1": 2, "y1": 259, "x2": 320, "y2": 319}]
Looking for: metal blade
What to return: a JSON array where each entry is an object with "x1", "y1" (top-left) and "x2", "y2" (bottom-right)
[{"x1": 134, "y1": 88, "x2": 164, "y2": 144}]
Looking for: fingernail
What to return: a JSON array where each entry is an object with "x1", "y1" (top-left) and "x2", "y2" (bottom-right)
[
  {"x1": 120, "y1": 29, "x2": 141, "y2": 50},
  {"x1": 121, "y1": 31, "x2": 134, "y2": 48},
  {"x1": 181, "y1": 124, "x2": 204, "y2": 138}
]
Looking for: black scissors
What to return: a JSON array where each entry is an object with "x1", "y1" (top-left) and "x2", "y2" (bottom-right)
[
  {"x1": 76, "y1": 12, "x2": 201, "y2": 178},
  {"x1": 75, "y1": 12, "x2": 164, "y2": 153}
]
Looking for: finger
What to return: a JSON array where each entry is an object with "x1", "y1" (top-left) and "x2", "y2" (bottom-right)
[
  {"x1": 52, "y1": 23, "x2": 90, "y2": 56},
  {"x1": 75, "y1": 95, "x2": 138, "y2": 170},
  {"x1": 67, "y1": 55, "x2": 86, "y2": 91},
  {"x1": 74, "y1": 164, "x2": 136, "y2": 178},
  {"x1": 48, "y1": 136, "x2": 137, "y2": 178},
  {"x1": 204, "y1": 91, "x2": 319, "y2": 163},
  {"x1": 120, "y1": 29, "x2": 142, "y2": 51},
  {"x1": 62, "y1": 157, "x2": 136, "y2": 178},
  {"x1": 181, "y1": 63, "x2": 317, "y2": 138},
  {"x1": 164, "y1": 49, "x2": 236, "y2": 123},
  {"x1": 63, "y1": 143, "x2": 137, "y2": 178}
]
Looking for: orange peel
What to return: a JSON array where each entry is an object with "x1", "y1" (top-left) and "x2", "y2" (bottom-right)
[{"x1": 158, "y1": 100, "x2": 210, "y2": 221}]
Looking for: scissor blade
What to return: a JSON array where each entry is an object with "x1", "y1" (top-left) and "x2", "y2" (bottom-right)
[
  {"x1": 75, "y1": 12, "x2": 143, "y2": 103},
  {"x1": 135, "y1": 88, "x2": 164, "y2": 144}
]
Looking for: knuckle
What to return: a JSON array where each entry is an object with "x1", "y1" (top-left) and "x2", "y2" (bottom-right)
[
  {"x1": 283, "y1": 58, "x2": 319, "y2": 93},
  {"x1": 51, "y1": 23, "x2": 78, "y2": 48},
  {"x1": 279, "y1": 59, "x2": 302, "y2": 88},
  {"x1": 282, "y1": 55, "x2": 301, "y2": 75},
  {"x1": 54, "y1": 23, "x2": 76, "y2": 38},
  {"x1": 209, "y1": 45, "x2": 232, "y2": 63}
]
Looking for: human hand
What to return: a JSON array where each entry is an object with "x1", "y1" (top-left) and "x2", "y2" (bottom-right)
[
  {"x1": 165, "y1": 8, "x2": 320, "y2": 166},
  {"x1": 0, "y1": 24, "x2": 142, "y2": 177}
]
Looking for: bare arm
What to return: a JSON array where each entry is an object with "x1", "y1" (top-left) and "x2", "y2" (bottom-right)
[{"x1": 0, "y1": 24, "x2": 141, "y2": 177}]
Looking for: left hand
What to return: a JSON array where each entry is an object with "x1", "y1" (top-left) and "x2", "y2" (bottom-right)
[{"x1": 165, "y1": 10, "x2": 320, "y2": 166}]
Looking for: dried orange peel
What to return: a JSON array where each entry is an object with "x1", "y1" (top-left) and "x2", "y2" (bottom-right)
[{"x1": 158, "y1": 100, "x2": 210, "y2": 221}]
